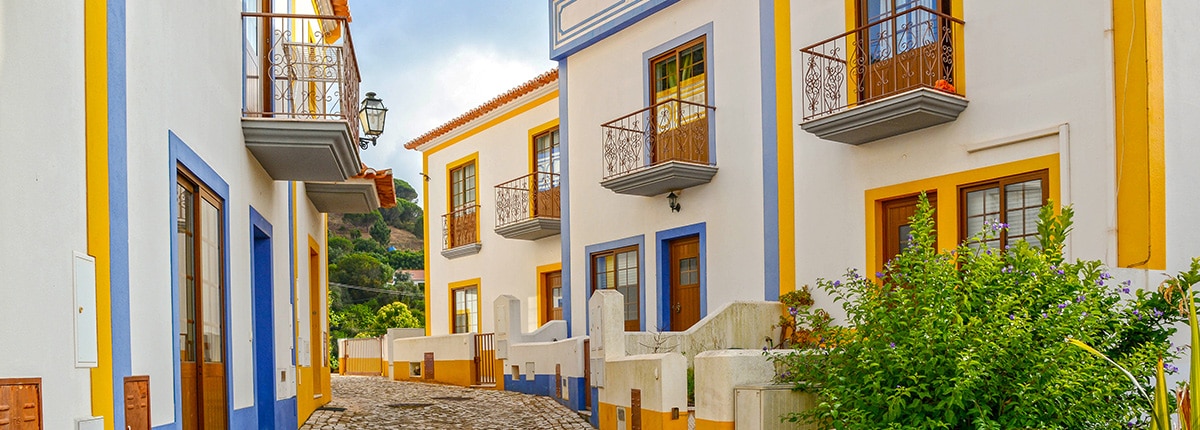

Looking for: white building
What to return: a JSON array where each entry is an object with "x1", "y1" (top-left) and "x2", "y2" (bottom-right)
[{"x1": 0, "y1": 0, "x2": 393, "y2": 429}]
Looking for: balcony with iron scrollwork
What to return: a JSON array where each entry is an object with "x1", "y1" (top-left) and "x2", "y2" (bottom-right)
[
  {"x1": 241, "y1": 12, "x2": 363, "y2": 181},
  {"x1": 442, "y1": 205, "x2": 481, "y2": 258},
  {"x1": 799, "y1": 6, "x2": 967, "y2": 145},
  {"x1": 600, "y1": 98, "x2": 718, "y2": 196},
  {"x1": 493, "y1": 172, "x2": 560, "y2": 240}
]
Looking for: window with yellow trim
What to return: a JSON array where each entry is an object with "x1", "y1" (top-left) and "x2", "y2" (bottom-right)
[
  {"x1": 451, "y1": 285, "x2": 478, "y2": 334},
  {"x1": 959, "y1": 170, "x2": 1049, "y2": 249},
  {"x1": 446, "y1": 161, "x2": 478, "y2": 248}
]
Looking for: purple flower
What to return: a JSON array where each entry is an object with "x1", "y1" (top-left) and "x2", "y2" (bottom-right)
[
  {"x1": 1121, "y1": 280, "x2": 1132, "y2": 287},
  {"x1": 889, "y1": 342, "x2": 896, "y2": 348},
  {"x1": 1076, "y1": 295, "x2": 1085, "y2": 303},
  {"x1": 1153, "y1": 309, "x2": 1164, "y2": 318},
  {"x1": 1166, "y1": 363, "x2": 1179, "y2": 374},
  {"x1": 1101, "y1": 272, "x2": 1113, "y2": 280},
  {"x1": 1121, "y1": 287, "x2": 1131, "y2": 294},
  {"x1": 833, "y1": 280, "x2": 841, "y2": 288},
  {"x1": 1056, "y1": 269, "x2": 1065, "y2": 275},
  {"x1": 788, "y1": 307, "x2": 798, "y2": 317},
  {"x1": 1008, "y1": 314, "x2": 1015, "y2": 320},
  {"x1": 1081, "y1": 312, "x2": 1088, "y2": 318},
  {"x1": 1041, "y1": 312, "x2": 1048, "y2": 318},
  {"x1": 876, "y1": 272, "x2": 884, "y2": 278},
  {"x1": 1058, "y1": 302, "x2": 1068, "y2": 309},
  {"x1": 1002, "y1": 266, "x2": 1012, "y2": 274}
]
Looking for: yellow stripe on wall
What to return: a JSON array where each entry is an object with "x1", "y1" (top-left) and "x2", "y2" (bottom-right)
[
  {"x1": 84, "y1": 0, "x2": 115, "y2": 428},
  {"x1": 774, "y1": 0, "x2": 796, "y2": 296},
  {"x1": 1113, "y1": 0, "x2": 1166, "y2": 270}
]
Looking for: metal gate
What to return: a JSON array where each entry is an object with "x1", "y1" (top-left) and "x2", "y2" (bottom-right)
[{"x1": 473, "y1": 333, "x2": 496, "y2": 385}]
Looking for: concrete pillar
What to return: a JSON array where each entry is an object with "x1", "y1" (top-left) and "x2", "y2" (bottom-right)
[{"x1": 589, "y1": 289, "x2": 626, "y2": 389}]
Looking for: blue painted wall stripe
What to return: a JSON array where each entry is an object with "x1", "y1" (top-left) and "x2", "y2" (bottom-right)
[
  {"x1": 250, "y1": 206, "x2": 275, "y2": 430},
  {"x1": 107, "y1": 0, "x2": 132, "y2": 428},
  {"x1": 759, "y1": 0, "x2": 781, "y2": 301},
  {"x1": 558, "y1": 60, "x2": 573, "y2": 338}
]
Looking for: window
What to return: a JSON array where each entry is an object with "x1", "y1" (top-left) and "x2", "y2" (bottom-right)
[
  {"x1": 880, "y1": 193, "x2": 937, "y2": 269},
  {"x1": 592, "y1": 246, "x2": 640, "y2": 331},
  {"x1": 855, "y1": 0, "x2": 954, "y2": 102},
  {"x1": 451, "y1": 285, "x2": 478, "y2": 334},
  {"x1": 534, "y1": 129, "x2": 560, "y2": 189},
  {"x1": 446, "y1": 160, "x2": 478, "y2": 248},
  {"x1": 649, "y1": 37, "x2": 711, "y2": 165},
  {"x1": 651, "y1": 38, "x2": 707, "y2": 105},
  {"x1": 960, "y1": 170, "x2": 1049, "y2": 249}
]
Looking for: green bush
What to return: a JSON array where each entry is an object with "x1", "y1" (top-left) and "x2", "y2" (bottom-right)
[{"x1": 774, "y1": 194, "x2": 1181, "y2": 429}]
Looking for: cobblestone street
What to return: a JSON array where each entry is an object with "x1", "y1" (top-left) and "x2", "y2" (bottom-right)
[{"x1": 301, "y1": 375, "x2": 594, "y2": 429}]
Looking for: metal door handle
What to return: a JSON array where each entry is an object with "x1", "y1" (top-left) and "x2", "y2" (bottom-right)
[{"x1": 673, "y1": 303, "x2": 682, "y2": 314}]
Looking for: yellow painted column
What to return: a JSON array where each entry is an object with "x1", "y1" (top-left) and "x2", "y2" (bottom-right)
[
  {"x1": 1113, "y1": 0, "x2": 1166, "y2": 269},
  {"x1": 85, "y1": 0, "x2": 115, "y2": 428}
]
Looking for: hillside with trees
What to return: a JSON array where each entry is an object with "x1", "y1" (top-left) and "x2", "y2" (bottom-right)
[{"x1": 327, "y1": 178, "x2": 426, "y2": 369}]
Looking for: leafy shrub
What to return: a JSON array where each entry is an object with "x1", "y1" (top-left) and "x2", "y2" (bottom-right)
[{"x1": 773, "y1": 194, "x2": 1181, "y2": 429}]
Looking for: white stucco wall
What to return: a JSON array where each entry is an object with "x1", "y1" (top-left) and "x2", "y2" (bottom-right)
[
  {"x1": 422, "y1": 96, "x2": 562, "y2": 336},
  {"x1": 0, "y1": 1, "x2": 94, "y2": 428},
  {"x1": 124, "y1": 0, "x2": 328, "y2": 424},
  {"x1": 1162, "y1": 0, "x2": 1200, "y2": 272},
  {"x1": 563, "y1": 0, "x2": 768, "y2": 336},
  {"x1": 790, "y1": 0, "x2": 1119, "y2": 321}
]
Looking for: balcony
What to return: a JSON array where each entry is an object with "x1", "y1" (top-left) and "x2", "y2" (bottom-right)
[
  {"x1": 600, "y1": 99, "x2": 718, "y2": 196},
  {"x1": 304, "y1": 167, "x2": 396, "y2": 214},
  {"x1": 442, "y1": 205, "x2": 481, "y2": 258},
  {"x1": 494, "y1": 172, "x2": 560, "y2": 240},
  {"x1": 799, "y1": 7, "x2": 967, "y2": 145},
  {"x1": 241, "y1": 12, "x2": 363, "y2": 181}
]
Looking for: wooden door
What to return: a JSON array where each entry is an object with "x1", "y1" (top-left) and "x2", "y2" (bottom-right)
[
  {"x1": 881, "y1": 193, "x2": 936, "y2": 269},
  {"x1": 124, "y1": 376, "x2": 150, "y2": 430},
  {"x1": 0, "y1": 378, "x2": 42, "y2": 430},
  {"x1": 857, "y1": 0, "x2": 952, "y2": 102},
  {"x1": 668, "y1": 237, "x2": 701, "y2": 331},
  {"x1": 177, "y1": 174, "x2": 227, "y2": 430},
  {"x1": 650, "y1": 38, "x2": 708, "y2": 165},
  {"x1": 310, "y1": 247, "x2": 324, "y2": 395},
  {"x1": 543, "y1": 271, "x2": 563, "y2": 322}
]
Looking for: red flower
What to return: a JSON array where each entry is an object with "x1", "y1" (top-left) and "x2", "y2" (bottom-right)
[{"x1": 934, "y1": 79, "x2": 956, "y2": 94}]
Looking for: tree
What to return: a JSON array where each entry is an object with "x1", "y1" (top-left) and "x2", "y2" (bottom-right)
[
  {"x1": 329, "y1": 252, "x2": 392, "y2": 293},
  {"x1": 394, "y1": 178, "x2": 418, "y2": 203},
  {"x1": 371, "y1": 301, "x2": 422, "y2": 335},
  {"x1": 352, "y1": 237, "x2": 386, "y2": 255},
  {"x1": 386, "y1": 249, "x2": 423, "y2": 270},
  {"x1": 328, "y1": 235, "x2": 352, "y2": 263},
  {"x1": 370, "y1": 217, "x2": 390, "y2": 247}
]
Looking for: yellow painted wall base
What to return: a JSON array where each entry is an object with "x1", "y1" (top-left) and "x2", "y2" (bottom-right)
[
  {"x1": 598, "y1": 402, "x2": 689, "y2": 430},
  {"x1": 389, "y1": 360, "x2": 477, "y2": 387},
  {"x1": 694, "y1": 419, "x2": 735, "y2": 430},
  {"x1": 297, "y1": 365, "x2": 332, "y2": 426},
  {"x1": 342, "y1": 357, "x2": 382, "y2": 375}
]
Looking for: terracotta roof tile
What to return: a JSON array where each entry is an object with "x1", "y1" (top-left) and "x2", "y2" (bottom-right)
[
  {"x1": 353, "y1": 167, "x2": 396, "y2": 208},
  {"x1": 404, "y1": 69, "x2": 558, "y2": 150}
]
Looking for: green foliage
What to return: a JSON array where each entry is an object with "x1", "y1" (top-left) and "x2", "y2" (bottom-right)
[
  {"x1": 776, "y1": 285, "x2": 836, "y2": 349},
  {"x1": 343, "y1": 211, "x2": 383, "y2": 227},
  {"x1": 352, "y1": 237, "x2": 386, "y2": 255},
  {"x1": 386, "y1": 249, "x2": 424, "y2": 271},
  {"x1": 329, "y1": 253, "x2": 392, "y2": 292},
  {"x1": 328, "y1": 236, "x2": 352, "y2": 263},
  {"x1": 375, "y1": 301, "x2": 422, "y2": 333},
  {"x1": 774, "y1": 194, "x2": 1182, "y2": 429},
  {"x1": 393, "y1": 178, "x2": 418, "y2": 202},
  {"x1": 370, "y1": 217, "x2": 390, "y2": 247}
]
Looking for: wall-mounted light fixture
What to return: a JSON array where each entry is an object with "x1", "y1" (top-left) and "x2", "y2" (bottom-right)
[
  {"x1": 358, "y1": 91, "x2": 388, "y2": 150},
  {"x1": 667, "y1": 191, "x2": 681, "y2": 212}
]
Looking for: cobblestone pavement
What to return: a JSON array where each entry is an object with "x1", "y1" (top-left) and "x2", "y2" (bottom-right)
[{"x1": 301, "y1": 375, "x2": 594, "y2": 429}]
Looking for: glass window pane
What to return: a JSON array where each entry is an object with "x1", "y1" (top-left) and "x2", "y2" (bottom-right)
[
  {"x1": 966, "y1": 190, "x2": 985, "y2": 216},
  {"x1": 200, "y1": 200, "x2": 222, "y2": 363},
  {"x1": 177, "y1": 184, "x2": 196, "y2": 362},
  {"x1": 983, "y1": 188, "x2": 1000, "y2": 214}
]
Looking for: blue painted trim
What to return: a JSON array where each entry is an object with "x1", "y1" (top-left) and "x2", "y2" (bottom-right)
[
  {"x1": 558, "y1": 60, "x2": 573, "y2": 338},
  {"x1": 502, "y1": 375, "x2": 588, "y2": 412},
  {"x1": 583, "y1": 235, "x2": 647, "y2": 332},
  {"x1": 759, "y1": 0, "x2": 781, "y2": 301},
  {"x1": 250, "y1": 206, "x2": 275, "y2": 430},
  {"x1": 230, "y1": 406, "x2": 255, "y2": 429},
  {"x1": 275, "y1": 397, "x2": 298, "y2": 430},
  {"x1": 107, "y1": 1, "x2": 132, "y2": 429},
  {"x1": 550, "y1": 0, "x2": 682, "y2": 60},
  {"x1": 590, "y1": 387, "x2": 600, "y2": 427},
  {"x1": 655, "y1": 223, "x2": 706, "y2": 331},
  {"x1": 168, "y1": 132, "x2": 234, "y2": 429},
  {"x1": 641, "y1": 22, "x2": 717, "y2": 168}
]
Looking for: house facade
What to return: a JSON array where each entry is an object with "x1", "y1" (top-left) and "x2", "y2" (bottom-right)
[{"x1": 0, "y1": 1, "x2": 392, "y2": 429}]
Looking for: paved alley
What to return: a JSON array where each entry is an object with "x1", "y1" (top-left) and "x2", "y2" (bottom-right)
[{"x1": 300, "y1": 375, "x2": 594, "y2": 429}]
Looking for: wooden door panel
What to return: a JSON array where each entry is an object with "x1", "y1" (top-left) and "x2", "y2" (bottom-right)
[
  {"x1": 0, "y1": 379, "x2": 42, "y2": 430},
  {"x1": 669, "y1": 237, "x2": 701, "y2": 331},
  {"x1": 881, "y1": 193, "x2": 936, "y2": 270},
  {"x1": 124, "y1": 376, "x2": 150, "y2": 430},
  {"x1": 202, "y1": 363, "x2": 227, "y2": 430},
  {"x1": 534, "y1": 187, "x2": 560, "y2": 218},
  {"x1": 180, "y1": 362, "x2": 198, "y2": 430}
]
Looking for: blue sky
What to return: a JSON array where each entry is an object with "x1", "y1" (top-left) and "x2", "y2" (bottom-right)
[{"x1": 349, "y1": 0, "x2": 557, "y2": 202}]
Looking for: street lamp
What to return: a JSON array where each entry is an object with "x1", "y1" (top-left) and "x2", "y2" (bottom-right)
[{"x1": 358, "y1": 91, "x2": 388, "y2": 150}]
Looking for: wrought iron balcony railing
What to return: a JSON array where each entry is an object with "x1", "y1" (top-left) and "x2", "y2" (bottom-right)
[
  {"x1": 242, "y1": 12, "x2": 361, "y2": 143},
  {"x1": 442, "y1": 205, "x2": 480, "y2": 250},
  {"x1": 799, "y1": 6, "x2": 964, "y2": 121},
  {"x1": 495, "y1": 172, "x2": 560, "y2": 229},
  {"x1": 601, "y1": 98, "x2": 715, "y2": 181}
]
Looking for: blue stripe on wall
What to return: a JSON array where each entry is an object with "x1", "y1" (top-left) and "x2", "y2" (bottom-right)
[
  {"x1": 758, "y1": 0, "x2": 781, "y2": 301},
  {"x1": 107, "y1": 0, "x2": 132, "y2": 428},
  {"x1": 250, "y1": 207, "x2": 276, "y2": 430},
  {"x1": 558, "y1": 59, "x2": 573, "y2": 338}
]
